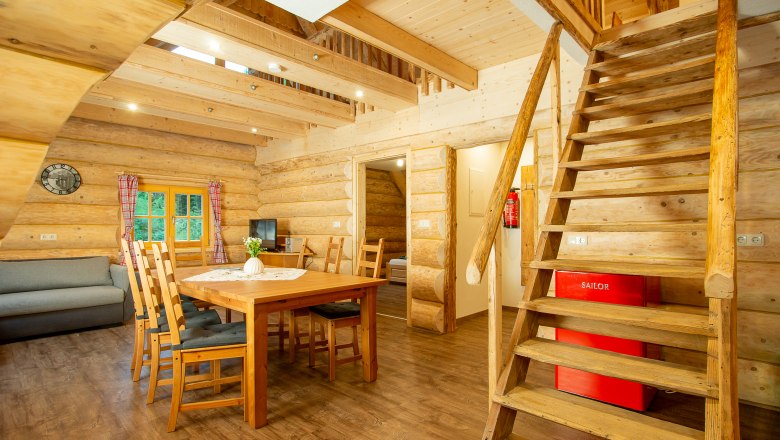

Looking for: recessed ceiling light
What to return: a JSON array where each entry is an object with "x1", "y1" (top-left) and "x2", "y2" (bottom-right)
[
  {"x1": 208, "y1": 40, "x2": 220, "y2": 51},
  {"x1": 268, "y1": 62, "x2": 282, "y2": 73},
  {"x1": 127, "y1": 103, "x2": 138, "y2": 111},
  {"x1": 396, "y1": 159, "x2": 405, "y2": 167},
  {"x1": 251, "y1": 128, "x2": 258, "y2": 133},
  {"x1": 355, "y1": 90, "x2": 364, "y2": 98}
]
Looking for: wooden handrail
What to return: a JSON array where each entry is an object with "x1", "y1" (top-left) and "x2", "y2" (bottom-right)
[
  {"x1": 704, "y1": 0, "x2": 737, "y2": 299},
  {"x1": 466, "y1": 22, "x2": 563, "y2": 286}
]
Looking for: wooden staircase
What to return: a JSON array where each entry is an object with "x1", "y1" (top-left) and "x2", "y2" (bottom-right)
[{"x1": 475, "y1": 2, "x2": 740, "y2": 439}]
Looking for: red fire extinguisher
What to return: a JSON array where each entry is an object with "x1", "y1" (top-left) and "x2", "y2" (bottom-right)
[{"x1": 503, "y1": 188, "x2": 519, "y2": 228}]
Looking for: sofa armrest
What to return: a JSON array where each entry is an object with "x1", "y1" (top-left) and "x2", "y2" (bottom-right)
[{"x1": 110, "y1": 264, "x2": 134, "y2": 322}]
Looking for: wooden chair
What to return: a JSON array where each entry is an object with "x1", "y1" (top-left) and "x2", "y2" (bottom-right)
[
  {"x1": 134, "y1": 241, "x2": 221, "y2": 404},
  {"x1": 165, "y1": 241, "x2": 231, "y2": 322},
  {"x1": 288, "y1": 236, "x2": 339, "y2": 362},
  {"x1": 308, "y1": 238, "x2": 384, "y2": 381},
  {"x1": 152, "y1": 243, "x2": 247, "y2": 432},
  {"x1": 122, "y1": 238, "x2": 152, "y2": 382}
]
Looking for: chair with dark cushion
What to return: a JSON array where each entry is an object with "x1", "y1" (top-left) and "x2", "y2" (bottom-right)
[
  {"x1": 308, "y1": 238, "x2": 384, "y2": 381},
  {"x1": 133, "y1": 241, "x2": 221, "y2": 404},
  {"x1": 153, "y1": 243, "x2": 247, "y2": 432}
]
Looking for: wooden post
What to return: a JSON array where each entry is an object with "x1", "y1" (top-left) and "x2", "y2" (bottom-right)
[
  {"x1": 705, "y1": 0, "x2": 739, "y2": 439},
  {"x1": 466, "y1": 22, "x2": 562, "y2": 286},
  {"x1": 487, "y1": 240, "x2": 502, "y2": 408},
  {"x1": 550, "y1": 38, "x2": 562, "y2": 180}
]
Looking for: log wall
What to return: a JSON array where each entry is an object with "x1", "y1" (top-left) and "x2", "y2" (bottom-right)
[
  {"x1": 365, "y1": 168, "x2": 406, "y2": 275},
  {"x1": 0, "y1": 118, "x2": 258, "y2": 264},
  {"x1": 534, "y1": 23, "x2": 780, "y2": 408}
]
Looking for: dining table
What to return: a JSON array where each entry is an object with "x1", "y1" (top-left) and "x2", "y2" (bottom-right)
[{"x1": 171, "y1": 265, "x2": 388, "y2": 428}]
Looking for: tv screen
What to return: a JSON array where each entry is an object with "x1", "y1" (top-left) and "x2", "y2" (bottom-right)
[{"x1": 249, "y1": 219, "x2": 277, "y2": 251}]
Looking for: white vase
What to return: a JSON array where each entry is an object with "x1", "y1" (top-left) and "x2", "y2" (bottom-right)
[{"x1": 243, "y1": 256, "x2": 264, "y2": 275}]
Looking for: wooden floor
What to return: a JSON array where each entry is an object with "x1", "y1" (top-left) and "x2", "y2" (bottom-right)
[
  {"x1": 377, "y1": 282, "x2": 407, "y2": 319},
  {"x1": 1, "y1": 310, "x2": 777, "y2": 439}
]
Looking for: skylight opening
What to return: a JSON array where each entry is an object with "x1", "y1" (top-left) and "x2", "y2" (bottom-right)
[{"x1": 172, "y1": 46, "x2": 215, "y2": 64}]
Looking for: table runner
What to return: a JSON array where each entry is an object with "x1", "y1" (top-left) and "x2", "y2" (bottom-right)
[{"x1": 183, "y1": 267, "x2": 307, "y2": 282}]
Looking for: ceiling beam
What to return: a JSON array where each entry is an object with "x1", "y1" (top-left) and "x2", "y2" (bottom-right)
[
  {"x1": 320, "y1": 2, "x2": 478, "y2": 91},
  {"x1": 83, "y1": 77, "x2": 307, "y2": 139},
  {"x1": 71, "y1": 103, "x2": 267, "y2": 146},
  {"x1": 114, "y1": 45, "x2": 354, "y2": 128},
  {"x1": 156, "y1": 3, "x2": 418, "y2": 111}
]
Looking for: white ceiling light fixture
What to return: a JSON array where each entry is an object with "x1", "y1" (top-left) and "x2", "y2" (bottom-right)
[
  {"x1": 355, "y1": 90, "x2": 364, "y2": 98},
  {"x1": 127, "y1": 103, "x2": 138, "y2": 111},
  {"x1": 265, "y1": 0, "x2": 348, "y2": 22},
  {"x1": 396, "y1": 159, "x2": 405, "y2": 168},
  {"x1": 268, "y1": 62, "x2": 282, "y2": 73},
  {"x1": 251, "y1": 128, "x2": 258, "y2": 133},
  {"x1": 208, "y1": 40, "x2": 220, "y2": 51}
]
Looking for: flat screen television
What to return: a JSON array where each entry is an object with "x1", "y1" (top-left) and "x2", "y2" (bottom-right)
[{"x1": 249, "y1": 219, "x2": 277, "y2": 251}]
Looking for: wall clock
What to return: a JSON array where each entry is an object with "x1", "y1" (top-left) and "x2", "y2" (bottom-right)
[{"x1": 41, "y1": 163, "x2": 82, "y2": 195}]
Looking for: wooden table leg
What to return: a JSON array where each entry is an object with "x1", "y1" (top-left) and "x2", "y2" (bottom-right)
[
  {"x1": 361, "y1": 286, "x2": 378, "y2": 381},
  {"x1": 246, "y1": 303, "x2": 269, "y2": 428}
]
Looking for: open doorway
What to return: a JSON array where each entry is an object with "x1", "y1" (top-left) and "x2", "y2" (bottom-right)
[{"x1": 355, "y1": 154, "x2": 409, "y2": 320}]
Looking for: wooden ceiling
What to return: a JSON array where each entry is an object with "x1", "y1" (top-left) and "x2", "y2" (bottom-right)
[{"x1": 74, "y1": 0, "x2": 550, "y2": 147}]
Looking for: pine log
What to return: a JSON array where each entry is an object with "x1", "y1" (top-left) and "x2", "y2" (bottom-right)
[
  {"x1": 220, "y1": 209, "x2": 256, "y2": 226},
  {"x1": 13, "y1": 203, "x2": 118, "y2": 225},
  {"x1": 411, "y1": 193, "x2": 447, "y2": 212},
  {"x1": 365, "y1": 202, "x2": 405, "y2": 216},
  {"x1": 410, "y1": 169, "x2": 446, "y2": 194},
  {"x1": 277, "y1": 216, "x2": 352, "y2": 236},
  {"x1": 260, "y1": 181, "x2": 352, "y2": 204},
  {"x1": 259, "y1": 161, "x2": 351, "y2": 189},
  {"x1": 1, "y1": 225, "x2": 119, "y2": 249},
  {"x1": 60, "y1": 118, "x2": 257, "y2": 162},
  {"x1": 410, "y1": 265, "x2": 445, "y2": 303},
  {"x1": 0, "y1": 247, "x2": 119, "y2": 262},
  {"x1": 411, "y1": 238, "x2": 445, "y2": 268},
  {"x1": 222, "y1": 192, "x2": 260, "y2": 210},
  {"x1": 411, "y1": 146, "x2": 447, "y2": 171},
  {"x1": 411, "y1": 212, "x2": 446, "y2": 240},
  {"x1": 365, "y1": 226, "x2": 406, "y2": 242},
  {"x1": 366, "y1": 178, "x2": 402, "y2": 195},
  {"x1": 365, "y1": 215, "x2": 405, "y2": 227},
  {"x1": 259, "y1": 199, "x2": 352, "y2": 218},
  {"x1": 366, "y1": 193, "x2": 405, "y2": 204},
  {"x1": 410, "y1": 298, "x2": 445, "y2": 333},
  {"x1": 26, "y1": 184, "x2": 118, "y2": 206},
  {"x1": 366, "y1": 168, "x2": 390, "y2": 180}
]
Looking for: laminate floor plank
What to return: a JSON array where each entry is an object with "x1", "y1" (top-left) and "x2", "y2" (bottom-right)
[{"x1": 0, "y1": 311, "x2": 776, "y2": 439}]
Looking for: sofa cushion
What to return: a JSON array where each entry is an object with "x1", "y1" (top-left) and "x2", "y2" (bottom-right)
[
  {"x1": 0, "y1": 257, "x2": 113, "y2": 294},
  {"x1": 0, "y1": 286, "x2": 125, "y2": 317}
]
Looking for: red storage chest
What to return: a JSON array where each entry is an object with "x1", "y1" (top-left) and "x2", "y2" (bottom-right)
[{"x1": 554, "y1": 271, "x2": 660, "y2": 411}]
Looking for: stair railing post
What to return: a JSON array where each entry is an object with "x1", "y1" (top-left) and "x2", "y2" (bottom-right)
[
  {"x1": 466, "y1": 22, "x2": 563, "y2": 286},
  {"x1": 705, "y1": 0, "x2": 739, "y2": 438}
]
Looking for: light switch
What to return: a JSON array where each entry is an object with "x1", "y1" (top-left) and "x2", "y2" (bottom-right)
[
  {"x1": 419, "y1": 219, "x2": 431, "y2": 229},
  {"x1": 40, "y1": 234, "x2": 57, "y2": 241},
  {"x1": 567, "y1": 235, "x2": 587, "y2": 246},
  {"x1": 332, "y1": 221, "x2": 341, "y2": 228}
]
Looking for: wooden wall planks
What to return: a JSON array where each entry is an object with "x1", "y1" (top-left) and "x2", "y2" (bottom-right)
[
  {"x1": 365, "y1": 168, "x2": 406, "y2": 275},
  {"x1": 0, "y1": 118, "x2": 258, "y2": 264}
]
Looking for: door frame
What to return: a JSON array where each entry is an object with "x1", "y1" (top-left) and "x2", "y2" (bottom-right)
[{"x1": 351, "y1": 147, "x2": 411, "y2": 320}]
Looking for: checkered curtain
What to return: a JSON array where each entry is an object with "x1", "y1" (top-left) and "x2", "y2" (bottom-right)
[
  {"x1": 118, "y1": 175, "x2": 138, "y2": 266},
  {"x1": 208, "y1": 181, "x2": 228, "y2": 264}
]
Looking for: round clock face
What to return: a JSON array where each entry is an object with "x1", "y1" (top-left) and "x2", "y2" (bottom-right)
[{"x1": 41, "y1": 163, "x2": 81, "y2": 195}]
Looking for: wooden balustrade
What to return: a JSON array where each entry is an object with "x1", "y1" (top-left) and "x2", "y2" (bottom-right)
[{"x1": 465, "y1": 22, "x2": 563, "y2": 286}]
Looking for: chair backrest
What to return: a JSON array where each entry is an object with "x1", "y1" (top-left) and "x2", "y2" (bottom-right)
[
  {"x1": 120, "y1": 239, "x2": 145, "y2": 320},
  {"x1": 323, "y1": 236, "x2": 344, "y2": 274},
  {"x1": 133, "y1": 241, "x2": 164, "y2": 330},
  {"x1": 168, "y1": 239, "x2": 207, "y2": 269},
  {"x1": 355, "y1": 237, "x2": 385, "y2": 279},
  {"x1": 152, "y1": 243, "x2": 187, "y2": 346},
  {"x1": 295, "y1": 236, "x2": 309, "y2": 269}
]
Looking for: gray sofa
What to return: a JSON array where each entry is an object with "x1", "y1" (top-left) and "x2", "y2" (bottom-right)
[{"x1": 0, "y1": 256, "x2": 133, "y2": 341}]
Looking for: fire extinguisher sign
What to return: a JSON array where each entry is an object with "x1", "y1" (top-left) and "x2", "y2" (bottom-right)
[{"x1": 503, "y1": 188, "x2": 519, "y2": 229}]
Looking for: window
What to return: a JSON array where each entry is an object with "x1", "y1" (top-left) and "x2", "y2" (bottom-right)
[{"x1": 133, "y1": 184, "x2": 209, "y2": 247}]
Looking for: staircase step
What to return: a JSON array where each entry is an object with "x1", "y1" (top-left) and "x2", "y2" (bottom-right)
[
  {"x1": 578, "y1": 81, "x2": 713, "y2": 120},
  {"x1": 495, "y1": 383, "x2": 705, "y2": 440},
  {"x1": 570, "y1": 114, "x2": 712, "y2": 144},
  {"x1": 595, "y1": 6, "x2": 717, "y2": 56},
  {"x1": 588, "y1": 32, "x2": 715, "y2": 77},
  {"x1": 520, "y1": 297, "x2": 713, "y2": 336},
  {"x1": 541, "y1": 221, "x2": 706, "y2": 233},
  {"x1": 560, "y1": 146, "x2": 710, "y2": 171},
  {"x1": 582, "y1": 56, "x2": 715, "y2": 97},
  {"x1": 514, "y1": 338, "x2": 715, "y2": 397},
  {"x1": 530, "y1": 259, "x2": 705, "y2": 278},
  {"x1": 552, "y1": 182, "x2": 709, "y2": 200}
]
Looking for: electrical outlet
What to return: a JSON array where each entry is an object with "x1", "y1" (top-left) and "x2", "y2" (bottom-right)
[
  {"x1": 738, "y1": 233, "x2": 765, "y2": 247},
  {"x1": 332, "y1": 221, "x2": 341, "y2": 228},
  {"x1": 567, "y1": 235, "x2": 588, "y2": 246},
  {"x1": 418, "y1": 219, "x2": 431, "y2": 229},
  {"x1": 39, "y1": 233, "x2": 57, "y2": 241}
]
